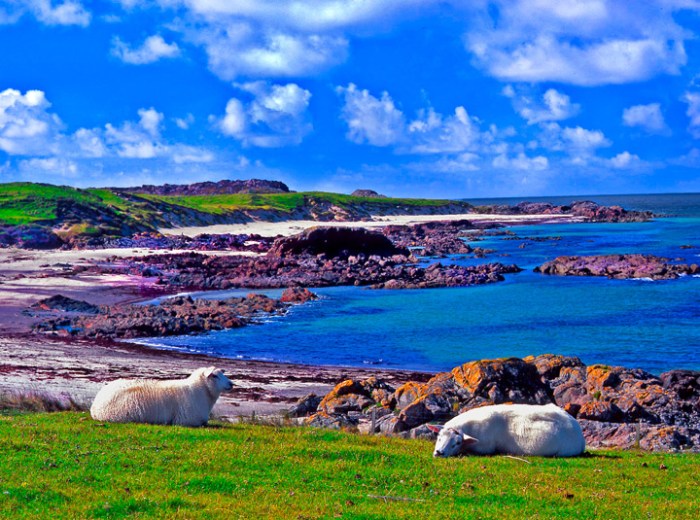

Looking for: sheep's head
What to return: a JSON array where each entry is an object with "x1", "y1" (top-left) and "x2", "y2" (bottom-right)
[
  {"x1": 199, "y1": 367, "x2": 234, "y2": 393},
  {"x1": 428, "y1": 425, "x2": 478, "y2": 457}
]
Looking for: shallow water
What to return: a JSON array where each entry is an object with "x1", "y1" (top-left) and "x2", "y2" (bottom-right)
[{"x1": 134, "y1": 193, "x2": 700, "y2": 375}]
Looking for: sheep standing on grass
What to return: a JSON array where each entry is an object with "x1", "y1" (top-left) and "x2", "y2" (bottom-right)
[
  {"x1": 90, "y1": 367, "x2": 233, "y2": 426},
  {"x1": 429, "y1": 403, "x2": 585, "y2": 457}
]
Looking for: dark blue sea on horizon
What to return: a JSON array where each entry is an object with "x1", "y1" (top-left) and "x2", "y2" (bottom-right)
[{"x1": 134, "y1": 193, "x2": 700, "y2": 375}]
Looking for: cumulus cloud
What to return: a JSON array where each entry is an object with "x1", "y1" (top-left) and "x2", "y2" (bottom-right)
[
  {"x1": 0, "y1": 88, "x2": 63, "y2": 155},
  {"x1": 492, "y1": 152, "x2": 549, "y2": 171},
  {"x1": 504, "y1": 86, "x2": 579, "y2": 124},
  {"x1": 0, "y1": 1, "x2": 91, "y2": 26},
  {"x1": 337, "y1": 83, "x2": 497, "y2": 155},
  {"x1": 32, "y1": 0, "x2": 90, "y2": 26},
  {"x1": 463, "y1": 0, "x2": 688, "y2": 85},
  {"x1": 608, "y1": 151, "x2": 642, "y2": 169},
  {"x1": 112, "y1": 35, "x2": 181, "y2": 65},
  {"x1": 0, "y1": 87, "x2": 216, "y2": 172},
  {"x1": 683, "y1": 92, "x2": 700, "y2": 138},
  {"x1": 216, "y1": 82, "x2": 312, "y2": 147},
  {"x1": 622, "y1": 103, "x2": 667, "y2": 133},
  {"x1": 114, "y1": 1, "x2": 436, "y2": 80},
  {"x1": 538, "y1": 122, "x2": 611, "y2": 154},
  {"x1": 19, "y1": 157, "x2": 78, "y2": 177},
  {"x1": 191, "y1": 22, "x2": 348, "y2": 80},
  {"x1": 336, "y1": 83, "x2": 405, "y2": 147},
  {"x1": 152, "y1": 0, "x2": 433, "y2": 32}
]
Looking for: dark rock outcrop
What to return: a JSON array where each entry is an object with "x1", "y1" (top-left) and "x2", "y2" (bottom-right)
[
  {"x1": 535, "y1": 254, "x2": 699, "y2": 280},
  {"x1": 0, "y1": 225, "x2": 64, "y2": 249},
  {"x1": 33, "y1": 291, "x2": 317, "y2": 339},
  {"x1": 351, "y1": 189, "x2": 386, "y2": 198},
  {"x1": 116, "y1": 179, "x2": 291, "y2": 196},
  {"x1": 474, "y1": 200, "x2": 653, "y2": 223},
  {"x1": 30, "y1": 295, "x2": 99, "y2": 314},
  {"x1": 382, "y1": 220, "x2": 494, "y2": 257},
  {"x1": 88, "y1": 251, "x2": 522, "y2": 292},
  {"x1": 280, "y1": 287, "x2": 318, "y2": 303},
  {"x1": 304, "y1": 354, "x2": 700, "y2": 452},
  {"x1": 269, "y1": 227, "x2": 409, "y2": 259}
]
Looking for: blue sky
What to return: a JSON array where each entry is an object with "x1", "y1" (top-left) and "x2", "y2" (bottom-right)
[{"x1": 1, "y1": 1, "x2": 700, "y2": 197}]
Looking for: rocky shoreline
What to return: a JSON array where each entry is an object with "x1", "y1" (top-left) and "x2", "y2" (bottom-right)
[
  {"x1": 535, "y1": 254, "x2": 700, "y2": 280},
  {"x1": 301, "y1": 355, "x2": 700, "y2": 452},
  {"x1": 29, "y1": 288, "x2": 317, "y2": 339}
]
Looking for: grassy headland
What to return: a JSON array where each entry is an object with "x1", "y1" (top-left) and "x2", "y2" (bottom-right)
[
  {"x1": 1, "y1": 411, "x2": 697, "y2": 519},
  {"x1": 0, "y1": 182, "x2": 470, "y2": 240}
]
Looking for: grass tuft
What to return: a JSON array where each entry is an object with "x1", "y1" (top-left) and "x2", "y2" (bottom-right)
[{"x1": 0, "y1": 390, "x2": 87, "y2": 413}]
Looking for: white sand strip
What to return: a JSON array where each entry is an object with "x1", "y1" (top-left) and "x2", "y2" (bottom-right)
[{"x1": 162, "y1": 213, "x2": 576, "y2": 238}]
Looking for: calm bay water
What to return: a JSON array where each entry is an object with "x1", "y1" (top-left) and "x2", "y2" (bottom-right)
[{"x1": 135, "y1": 193, "x2": 700, "y2": 375}]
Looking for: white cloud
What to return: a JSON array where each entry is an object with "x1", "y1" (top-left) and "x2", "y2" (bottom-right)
[
  {"x1": 137, "y1": 107, "x2": 164, "y2": 137},
  {"x1": 337, "y1": 83, "x2": 495, "y2": 154},
  {"x1": 32, "y1": 0, "x2": 90, "y2": 26},
  {"x1": 336, "y1": 83, "x2": 405, "y2": 147},
  {"x1": 19, "y1": 157, "x2": 79, "y2": 177},
  {"x1": 104, "y1": 108, "x2": 167, "y2": 158},
  {"x1": 464, "y1": 1, "x2": 688, "y2": 85},
  {"x1": 216, "y1": 82, "x2": 312, "y2": 147},
  {"x1": 72, "y1": 128, "x2": 107, "y2": 158},
  {"x1": 0, "y1": 88, "x2": 63, "y2": 155},
  {"x1": 609, "y1": 151, "x2": 642, "y2": 169},
  {"x1": 172, "y1": 146, "x2": 215, "y2": 164},
  {"x1": 538, "y1": 122, "x2": 611, "y2": 154},
  {"x1": 504, "y1": 86, "x2": 579, "y2": 124},
  {"x1": 193, "y1": 23, "x2": 348, "y2": 80},
  {"x1": 112, "y1": 35, "x2": 181, "y2": 65},
  {"x1": 562, "y1": 126, "x2": 610, "y2": 150},
  {"x1": 411, "y1": 152, "x2": 481, "y2": 173},
  {"x1": 622, "y1": 103, "x2": 667, "y2": 133},
  {"x1": 683, "y1": 92, "x2": 700, "y2": 138},
  {"x1": 157, "y1": 0, "x2": 434, "y2": 32},
  {"x1": 492, "y1": 152, "x2": 549, "y2": 171},
  {"x1": 174, "y1": 113, "x2": 194, "y2": 130},
  {"x1": 408, "y1": 106, "x2": 486, "y2": 154},
  {"x1": 0, "y1": 1, "x2": 91, "y2": 26}
]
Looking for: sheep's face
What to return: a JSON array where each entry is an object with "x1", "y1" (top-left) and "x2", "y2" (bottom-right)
[
  {"x1": 203, "y1": 367, "x2": 234, "y2": 392},
  {"x1": 433, "y1": 428, "x2": 465, "y2": 457},
  {"x1": 433, "y1": 428, "x2": 479, "y2": 457}
]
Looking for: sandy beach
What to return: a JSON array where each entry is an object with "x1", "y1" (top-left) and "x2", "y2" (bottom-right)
[
  {"x1": 3, "y1": 215, "x2": 516, "y2": 417},
  {"x1": 164, "y1": 212, "x2": 578, "y2": 238}
]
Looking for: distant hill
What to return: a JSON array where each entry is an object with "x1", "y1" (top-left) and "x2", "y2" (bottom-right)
[
  {"x1": 0, "y1": 180, "x2": 472, "y2": 246},
  {"x1": 116, "y1": 179, "x2": 290, "y2": 196}
]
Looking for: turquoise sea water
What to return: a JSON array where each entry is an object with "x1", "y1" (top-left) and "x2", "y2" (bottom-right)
[{"x1": 135, "y1": 193, "x2": 700, "y2": 375}]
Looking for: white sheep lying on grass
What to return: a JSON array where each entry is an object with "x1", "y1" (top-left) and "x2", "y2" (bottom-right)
[
  {"x1": 90, "y1": 367, "x2": 233, "y2": 426},
  {"x1": 428, "y1": 403, "x2": 585, "y2": 457}
]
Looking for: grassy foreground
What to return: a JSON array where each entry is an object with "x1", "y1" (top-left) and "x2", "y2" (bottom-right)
[{"x1": 0, "y1": 412, "x2": 697, "y2": 519}]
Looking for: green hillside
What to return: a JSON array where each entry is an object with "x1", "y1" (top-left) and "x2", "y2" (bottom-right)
[{"x1": 0, "y1": 182, "x2": 471, "y2": 238}]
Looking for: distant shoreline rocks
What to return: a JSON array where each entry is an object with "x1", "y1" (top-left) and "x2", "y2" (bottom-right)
[{"x1": 535, "y1": 254, "x2": 699, "y2": 280}]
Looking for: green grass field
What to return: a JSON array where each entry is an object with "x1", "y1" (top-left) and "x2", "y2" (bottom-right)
[{"x1": 0, "y1": 411, "x2": 697, "y2": 519}]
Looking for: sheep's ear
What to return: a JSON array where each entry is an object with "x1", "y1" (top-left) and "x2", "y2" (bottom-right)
[
  {"x1": 204, "y1": 367, "x2": 216, "y2": 378},
  {"x1": 462, "y1": 434, "x2": 478, "y2": 446},
  {"x1": 426, "y1": 424, "x2": 443, "y2": 434}
]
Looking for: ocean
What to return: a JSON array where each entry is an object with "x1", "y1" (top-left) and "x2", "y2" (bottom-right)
[{"x1": 134, "y1": 193, "x2": 700, "y2": 375}]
